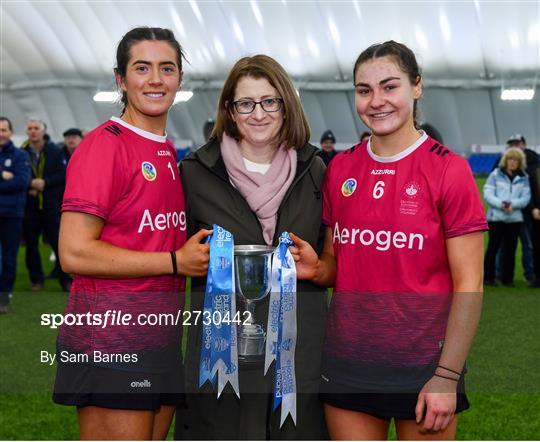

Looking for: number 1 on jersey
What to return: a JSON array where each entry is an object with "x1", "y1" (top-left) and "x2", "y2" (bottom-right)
[
  {"x1": 373, "y1": 180, "x2": 385, "y2": 199},
  {"x1": 167, "y1": 162, "x2": 176, "y2": 180}
]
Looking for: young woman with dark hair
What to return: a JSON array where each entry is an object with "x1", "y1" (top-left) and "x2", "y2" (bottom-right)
[
  {"x1": 53, "y1": 27, "x2": 210, "y2": 440},
  {"x1": 291, "y1": 41, "x2": 487, "y2": 440}
]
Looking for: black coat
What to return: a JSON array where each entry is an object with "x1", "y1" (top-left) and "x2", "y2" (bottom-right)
[
  {"x1": 176, "y1": 137, "x2": 328, "y2": 440},
  {"x1": 0, "y1": 141, "x2": 31, "y2": 218},
  {"x1": 320, "y1": 149, "x2": 338, "y2": 166},
  {"x1": 23, "y1": 140, "x2": 66, "y2": 213}
]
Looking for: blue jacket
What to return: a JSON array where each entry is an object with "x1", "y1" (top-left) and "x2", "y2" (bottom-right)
[
  {"x1": 22, "y1": 139, "x2": 66, "y2": 213},
  {"x1": 0, "y1": 141, "x2": 31, "y2": 218},
  {"x1": 483, "y1": 168, "x2": 531, "y2": 223}
]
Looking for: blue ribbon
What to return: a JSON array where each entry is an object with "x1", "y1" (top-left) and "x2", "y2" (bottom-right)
[
  {"x1": 265, "y1": 232, "x2": 297, "y2": 427},
  {"x1": 199, "y1": 224, "x2": 239, "y2": 397}
]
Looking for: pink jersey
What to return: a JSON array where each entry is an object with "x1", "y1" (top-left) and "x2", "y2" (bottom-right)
[
  {"x1": 58, "y1": 117, "x2": 187, "y2": 366},
  {"x1": 321, "y1": 133, "x2": 487, "y2": 391}
]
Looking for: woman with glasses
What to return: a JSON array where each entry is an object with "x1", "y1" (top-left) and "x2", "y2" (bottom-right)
[{"x1": 176, "y1": 54, "x2": 328, "y2": 439}]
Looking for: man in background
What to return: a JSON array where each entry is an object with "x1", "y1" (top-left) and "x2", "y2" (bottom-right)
[
  {"x1": 0, "y1": 117, "x2": 31, "y2": 313},
  {"x1": 46, "y1": 127, "x2": 83, "y2": 281},
  {"x1": 61, "y1": 128, "x2": 83, "y2": 164},
  {"x1": 419, "y1": 122, "x2": 444, "y2": 144},
  {"x1": 360, "y1": 131, "x2": 371, "y2": 143},
  {"x1": 22, "y1": 118, "x2": 71, "y2": 292},
  {"x1": 320, "y1": 129, "x2": 337, "y2": 166}
]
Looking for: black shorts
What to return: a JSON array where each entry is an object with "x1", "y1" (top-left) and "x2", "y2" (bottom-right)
[
  {"x1": 53, "y1": 361, "x2": 185, "y2": 411},
  {"x1": 320, "y1": 378, "x2": 469, "y2": 421},
  {"x1": 320, "y1": 392, "x2": 470, "y2": 421}
]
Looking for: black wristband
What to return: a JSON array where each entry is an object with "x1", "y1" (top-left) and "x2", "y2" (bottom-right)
[
  {"x1": 437, "y1": 364, "x2": 462, "y2": 377},
  {"x1": 434, "y1": 373, "x2": 459, "y2": 382},
  {"x1": 170, "y1": 251, "x2": 178, "y2": 276}
]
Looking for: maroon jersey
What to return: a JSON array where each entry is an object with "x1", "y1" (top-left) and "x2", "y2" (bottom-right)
[
  {"x1": 58, "y1": 117, "x2": 187, "y2": 370},
  {"x1": 321, "y1": 133, "x2": 487, "y2": 392}
]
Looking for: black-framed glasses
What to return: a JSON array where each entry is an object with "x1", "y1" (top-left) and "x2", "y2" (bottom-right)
[{"x1": 232, "y1": 97, "x2": 283, "y2": 114}]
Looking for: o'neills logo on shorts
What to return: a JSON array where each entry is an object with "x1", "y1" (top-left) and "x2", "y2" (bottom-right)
[
  {"x1": 333, "y1": 222, "x2": 424, "y2": 251},
  {"x1": 138, "y1": 209, "x2": 187, "y2": 233},
  {"x1": 130, "y1": 380, "x2": 151, "y2": 388}
]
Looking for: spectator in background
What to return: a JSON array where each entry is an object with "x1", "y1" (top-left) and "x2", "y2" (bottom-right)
[
  {"x1": 495, "y1": 135, "x2": 539, "y2": 282},
  {"x1": 22, "y1": 118, "x2": 71, "y2": 292},
  {"x1": 0, "y1": 117, "x2": 31, "y2": 313},
  {"x1": 531, "y1": 174, "x2": 540, "y2": 287},
  {"x1": 360, "y1": 130, "x2": 371, "y2": 143},
  {"x1": 419, "y1": 122, "x2": 444, "y2": 144},
  {"x1": 47, "y1": 127, "x2": 83, "y2": 281},
  {"x1": 508, "y1": 134, "x2": 539, "y2": 173},
  {"x1": 506, "y1": 134, "x2": 539, "y2": 284},
  {"x1": 320, "y1": 129, "x2": 337, "y2": 165},
  {"x1": 484, "y1": 147, "x2": 531, "y2": 287},
  {"x1": 202, "y1": 118, "x2": 215, "y2": 142},
  {"x1": 61, "y1": 128, "x2": 83, "y2": 164}
]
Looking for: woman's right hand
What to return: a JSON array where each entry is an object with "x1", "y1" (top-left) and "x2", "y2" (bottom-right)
[
  {"x1": 288, "y1": 232, "x2": 319, "y2": 281},
  {"x1": 176, "y1": 229, "x2": 212, "y2": 277}
]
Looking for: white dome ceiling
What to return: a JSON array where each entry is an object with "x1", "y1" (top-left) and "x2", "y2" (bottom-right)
[{"x1": 1, "y1": 1, "x2": 539, "y2": 148}]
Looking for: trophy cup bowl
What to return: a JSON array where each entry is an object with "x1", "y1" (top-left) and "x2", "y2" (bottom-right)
[{"x1": 234, "y1": 245, "x2": 275, "y2": 363}]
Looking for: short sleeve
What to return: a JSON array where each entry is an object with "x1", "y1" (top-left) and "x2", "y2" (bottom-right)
[
  {"x1": 62, "y1": 131, "x2": 127, "y2": 220},
  {"x1": 440, "y1": 155, "x2": 488, "y2": 238},
  {"x1": 322, "y1": 163, "x2": 333, "y2": 226}
]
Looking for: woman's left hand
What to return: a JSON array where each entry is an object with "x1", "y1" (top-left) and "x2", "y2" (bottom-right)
[{"x1": 415, "y1": 375, "x2": 457, "y2": 433}]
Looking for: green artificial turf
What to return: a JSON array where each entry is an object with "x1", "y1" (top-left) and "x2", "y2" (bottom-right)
[
  {"x1": 0, "y1": 245, "x2": 79, "y2": 440},
  {"x1": 1, "y1": 177, "x2": 539, "y2": 440}
]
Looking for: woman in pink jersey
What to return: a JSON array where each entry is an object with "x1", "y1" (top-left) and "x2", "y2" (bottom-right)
[
  {"x1": 53, "y1": 27, "x2": 211, "y2": 440},
  {"x1": 291, "y1": 41, "x2": 486, "y2": 440}
]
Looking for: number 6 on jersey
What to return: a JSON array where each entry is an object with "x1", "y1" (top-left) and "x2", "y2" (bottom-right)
[{"x1": 373, "y1": 180, "x2": 385, "y2": 199}]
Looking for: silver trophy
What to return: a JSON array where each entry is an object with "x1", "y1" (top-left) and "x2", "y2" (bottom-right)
[{"x1": 234, "y1": 245, "x2": 275, "y2": 363}]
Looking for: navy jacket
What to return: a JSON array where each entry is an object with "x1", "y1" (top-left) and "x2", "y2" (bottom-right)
[
  {"x1": 0, "y1": 141, "x2": 31, "y2": 218},
  {"x1": 61, "y1": 145, "x2": 73, "y2": 166},
  {"x1": 22, "y1": 140, "x2": 66, "y2": 213},
  {"x1": 320, "y1": 149, "x2": 338, "y2": 166}
]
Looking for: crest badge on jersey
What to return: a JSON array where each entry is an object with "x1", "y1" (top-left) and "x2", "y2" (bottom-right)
[
  {"x1": 402, "y1": 181, "x2": 421, "y2": 199},
  {"x1": 341, "y1": 178, "x2": 357, "y2": 197},
  {"x1": 400, "y1": 181, "x2": 422, "y2": 215},
  {"x1": 141, "y1": 161, "x2": 157, "y2": 182}
]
